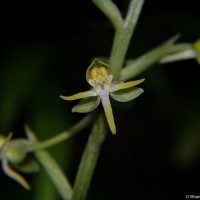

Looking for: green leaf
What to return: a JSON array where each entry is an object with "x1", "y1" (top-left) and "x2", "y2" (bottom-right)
[
  {"x1": 110, "y1": 87, "x2": 144, "y2": 102},
  {"x1": 72, "y1": 96, "x2": 100, "y2": 113}
]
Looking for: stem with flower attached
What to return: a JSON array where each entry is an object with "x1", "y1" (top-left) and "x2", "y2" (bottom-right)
[{"x1": 72, "y1": 1, "x2": 145, "y2": 200}]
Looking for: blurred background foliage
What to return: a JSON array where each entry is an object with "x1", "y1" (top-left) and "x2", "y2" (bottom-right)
[{"x1": 0, "y1": 0, "x2": 200, "y2": 199}]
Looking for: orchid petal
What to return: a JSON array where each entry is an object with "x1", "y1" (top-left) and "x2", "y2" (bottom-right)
[
  {"x1": 2, "y1": 157, "x2": 31, "y2": 190},
  {"x1": 100, "y1": 91, "x2": 116, "y2": 134},
  {"x1": 86, "y1": 59, "x2": 113, "y2": 83},
  {"x1": 110, "y1": 87, "x2": 144, "y2": 102},
  {"x1": 60, "y1": 91, "x2": 96, "y2": 101},
  {"x1": 111, "y1": 78, "x2": 145, "y2": 92},
  {"x1": 72, "y1": 96, "x2": 100, "y2": 113}
]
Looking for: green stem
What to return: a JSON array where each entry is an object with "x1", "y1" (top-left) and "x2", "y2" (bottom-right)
[
  {"x1": 73, "y1": 113, "x2": 107, "y2": 200},
  {"x1": 25, "y1": 126, "x2": 73, "y2": 200},
  {"x1": 34, "y1": 150, "x2": 73, "y2": 200},
  {"x1": 29, "y1": 113, "x2": 94, "y2": 152},
  {"x1": 120, "y1": 41, "x2": 192, "y2": 81},
  {"x1": 92, "y1": 0, "x2": 123, "y2": 31},
  {"x1": 72, "y1": 1, "x2": 145, "y2": 199},
  {"x1": 109, "y1": 0, "x2": 144, "y2": 79}
]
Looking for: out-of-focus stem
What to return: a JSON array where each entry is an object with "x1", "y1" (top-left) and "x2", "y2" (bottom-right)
[{"x1": 73, "y1": 114, "x2": 107, "y2": 200}]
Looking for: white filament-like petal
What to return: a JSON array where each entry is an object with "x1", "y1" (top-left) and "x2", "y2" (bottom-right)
[{"x1": 100, "y1": 91, "x2": 116, "y2": 134}]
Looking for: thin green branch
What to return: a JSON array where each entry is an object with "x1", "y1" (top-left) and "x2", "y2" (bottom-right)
[
  {"x1": 92, "y1": 0, "x2": 123, "y2": 31},
  {"x1": 109, "y1": 0, "x2": 144, "y2": 80},
  {"x1": 25, "y1": 126, "x2": 73, "y2": 200},
  {"x1": 124, "y1": 0, "x2": 144, "y2": 30},
  {"x1": 73, "y1": 113, "x2": 107, "y2": 200},
  {"x1": 120, "y1": 41, "x2": 192, "y2": 81},
  {"x1": 34, "y1": 151, "x2": 73, "y2": 200},
  {"x1": 29, "y1": 113, "x2": 94, "y2": 152}
]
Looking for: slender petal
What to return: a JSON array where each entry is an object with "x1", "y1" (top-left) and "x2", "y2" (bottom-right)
[
  {"x1": 60, "y1": 91, "x2": 96, "y2": 101},
  {"x1": 111, "y1": 78, "x2": 145, "y2": 92},
  {"x1": 2, "y1": 155, "x2": 31, "y2": 190},
  {"x1": 100, "y1": 91, "x2": 116, "y2": 134}
]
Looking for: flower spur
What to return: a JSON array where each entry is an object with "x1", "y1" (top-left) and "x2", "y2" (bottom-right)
[{"x1": 60, "y1": 59, "x2": 145, "y2": 134}]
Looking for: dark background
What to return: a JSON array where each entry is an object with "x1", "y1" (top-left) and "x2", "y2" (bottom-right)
[{"x1": 0, "y1": 0, "x2": 200, "y2": 199}]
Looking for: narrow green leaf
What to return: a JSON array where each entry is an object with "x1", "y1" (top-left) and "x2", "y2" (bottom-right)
[
  {"x1": 72, "y1": 96, "x2": 100, "y2": 113},
  {"x1": 110, "y1": 87, "x2": 144, "y2": 102}
]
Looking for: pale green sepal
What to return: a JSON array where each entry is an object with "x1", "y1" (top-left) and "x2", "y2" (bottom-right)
[
  {"x1": 60, "y1": 90, "x2": 95, "y2": 101},
  {"x1": 111, "y1": 78, "x2": 145, "y2": 92},
  {"x1": 72, "y1": 96, "x2": 100, "y2": 113},
  {"x1": 13, "y1": 157, "x2": 40, "y2": 173},
  {"x1": 110, "y1": 87, "x2": 144, "y2": 102}
]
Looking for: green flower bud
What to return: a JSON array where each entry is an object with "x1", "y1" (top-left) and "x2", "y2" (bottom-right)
[{"x1": 6, "y1": 139, "x2": 29, "y2": 164}]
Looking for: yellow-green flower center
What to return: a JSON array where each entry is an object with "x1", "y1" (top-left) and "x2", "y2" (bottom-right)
[{"x1": 89, "y1": 67, "x2": 112, "y2": 95}]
